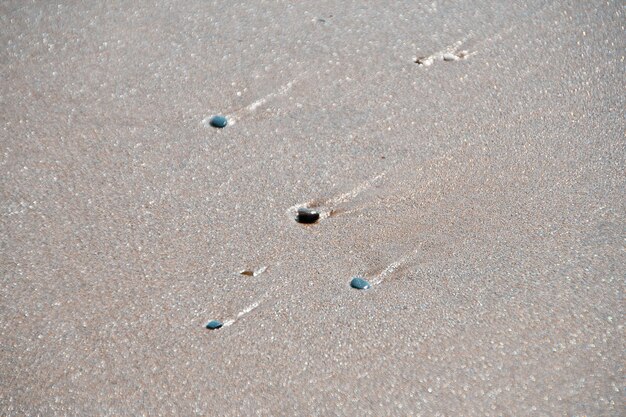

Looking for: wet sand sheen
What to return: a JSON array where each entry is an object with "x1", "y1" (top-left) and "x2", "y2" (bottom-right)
[{"x1": 1, "y1": 0, "x2": 624, "y2": 415}]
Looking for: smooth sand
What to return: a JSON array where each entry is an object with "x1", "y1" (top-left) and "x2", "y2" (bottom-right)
[{"x1": 1, "y1": 0, "x2": 624, "y2": 415}]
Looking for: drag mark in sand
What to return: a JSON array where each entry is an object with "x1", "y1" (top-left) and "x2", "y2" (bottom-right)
[
  {"x1": 328, "y1": 172, "x2": 387, "y2": 206},
  {"x1": 414, "y1": 36, "x2": 476, "y2": 67},
  {"x1": 221, "y1": 300, "x2": 262, "y2": 327},
  {"x1": 370, "y1": 249, "x2": 419, "y2": 286},
  {"x1": 205, "y1": 75, "x2": 304, "y2": 127},
  {"x1": 246, "y1": 80, "x2": 295, "y2": 113},
  {"x1": 331, "y1": 141, "x2": 476, "y2": 217},
  {"x1": 287, "y1": 172, "x2": 386, "y2": 221},
  {"x1": 370, "y1": 260, "x2": 405, "y2": 286}
]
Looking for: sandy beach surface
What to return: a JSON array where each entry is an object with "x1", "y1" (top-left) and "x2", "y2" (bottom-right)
[{"x1": 1, "y1": 0, "x2": 624, "y2": 415}]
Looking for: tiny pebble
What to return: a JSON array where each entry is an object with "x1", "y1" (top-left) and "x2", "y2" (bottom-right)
[
  {"x1": 205, "y1": 320, "x2": 223, "y2": 330},
  {"x1": 415, "y1": 56, "x2": 433, "y2": 66},
  {"x1": 239, "y1": 266, "x2": 267, "y2": 277},
  {"x1": 296, "y1": 207, "x2": 320, "y2": 224},
  {"x1": 350, "y1": 277, "x2": 371, "y2": 290},
  {"x1": 209, "y1": 115, "x2": 228, "y2": 128}
]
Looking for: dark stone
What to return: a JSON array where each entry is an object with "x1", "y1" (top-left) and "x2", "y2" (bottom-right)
[
  {"x1": 350, "y1": 277, "x2": 371, "y2": 290},
  {"x1": 296, "y1": 207, "x2": 320, "y2": 224},
  {"x1": 209, "y1": 115, "x2": 228, "y2": 128},
  {"x1": 205, "y1": 320, "x2": 223, "y2": 329}
]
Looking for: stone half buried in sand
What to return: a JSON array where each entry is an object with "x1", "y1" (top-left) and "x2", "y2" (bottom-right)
[
  {"x1": 239, "y1": 266, "x2": 267, "y2": 277},
  {"x1": 296, "y1": 207, "x2": 320, "y2": 224},
  {"x1": 350, "y1": 277, "x2": 371, "y2": 290},
  {"x1": 205, "y1": 320, "x2": 223, "y2": 330},
  {"x1": 442, "y1": 52, "x2": 460, "y2": 61},
  {"x1": 208, "y1": 115, "x2": 228, "y2": 128}
]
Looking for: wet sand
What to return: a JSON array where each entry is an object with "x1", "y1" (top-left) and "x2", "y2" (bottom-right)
[{"x1": 1, "y1": 0, "x2": 624, "y2": 415}]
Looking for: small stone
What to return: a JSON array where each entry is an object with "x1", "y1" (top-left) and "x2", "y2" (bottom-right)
[
  {"x1": 350, "y1": 277, "x2": 371, "y2": 290},
  {"x1": 415, "y1": 56, "x2": 433, "y2": 66},
  {"x1": 443, "y1": 53, "x2": 459, "y2": 62},
  {"x1": 239, "y1": 266, "x2": 267, "y2": 277},
  {"x1": 205, "y1": 320, "x2": 223, "y2": 330},
  {"x1": 296, "y1": 207, "x2": 320, "y2": 224},
  {"x1": 209, "y1": 115, "x2": 228, "y2": 128}
]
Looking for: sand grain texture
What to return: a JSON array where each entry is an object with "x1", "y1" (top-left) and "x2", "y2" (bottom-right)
[{"x1": 1, "y1": 0, "x2": 624, "y2": 415}]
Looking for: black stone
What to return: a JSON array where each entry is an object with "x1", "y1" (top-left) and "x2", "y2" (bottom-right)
[{"x1": 296, "y1": 207, "x2": 320, "y2": 224}]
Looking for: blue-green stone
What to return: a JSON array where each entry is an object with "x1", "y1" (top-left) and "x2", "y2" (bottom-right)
[
  {"x1": 350, "y1": 277, "x2": 370, "y2": 290},
  {"x1": 205, "y1": 320, "x2": 223, "y2": 329},
  {"x1": 209, "y1": 115, "x2": 228, "y2": 128}
]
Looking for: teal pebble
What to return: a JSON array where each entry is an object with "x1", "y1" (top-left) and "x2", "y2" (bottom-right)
[
  {"x1": 209, "y1": 115, "x2": 228, "y2": 128},
  {"x1": 205, "y1": 320, "x2": 223, "y2": 329},
  {"x1": 350, "y1": 277, "x2": 370, "y2": 290}
]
